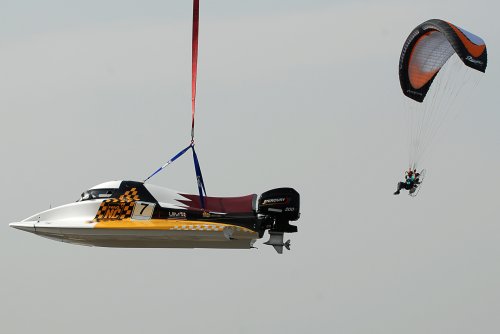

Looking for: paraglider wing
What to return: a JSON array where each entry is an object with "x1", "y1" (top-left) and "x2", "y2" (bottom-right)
[{"x1": 399, "y1": 19, "x2": 487, "y2": 102}]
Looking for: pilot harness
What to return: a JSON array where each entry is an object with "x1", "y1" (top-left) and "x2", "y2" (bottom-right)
[{"x1": 144, "y1": 0, "x2": 207, "y2": 210}]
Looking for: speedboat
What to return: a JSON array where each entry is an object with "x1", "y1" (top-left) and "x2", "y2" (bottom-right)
[{"x1": 10, "y1": 180, "x2": 300, "y2": 253}]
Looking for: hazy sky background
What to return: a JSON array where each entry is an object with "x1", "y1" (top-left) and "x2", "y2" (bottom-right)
[{"x1": 1, "y1": 1, "x2": 499, "y2": 333}]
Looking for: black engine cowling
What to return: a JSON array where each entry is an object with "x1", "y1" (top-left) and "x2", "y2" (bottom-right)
[{"x1": 258, "y1": 188, "x2": 300, "y2": 233}]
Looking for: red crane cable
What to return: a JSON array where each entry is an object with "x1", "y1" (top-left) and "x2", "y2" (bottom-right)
[
  {"x1": 191, "y1": 0, "x2": 199, "y2": 142},
  {"x1": 145, "y1": 0, "x2": 204, "y2": 191}
]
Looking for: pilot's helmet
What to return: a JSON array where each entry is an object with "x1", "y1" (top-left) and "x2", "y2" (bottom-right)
[{"x1": 80, "y1": 191, "x2": 92, "y2": 201}]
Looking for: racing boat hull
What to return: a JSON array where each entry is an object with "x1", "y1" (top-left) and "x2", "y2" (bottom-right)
[
  {"x1": 10, "y1": 220, "x2": 258, "y2": 249},
  {"x1": 10, "y1": 180, "x2": 300, "y2": 253}
]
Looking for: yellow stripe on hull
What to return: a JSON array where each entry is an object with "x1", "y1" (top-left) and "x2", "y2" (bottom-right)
[{"x1": 94, "y1": 218, "x2": 256, "y2": 234}]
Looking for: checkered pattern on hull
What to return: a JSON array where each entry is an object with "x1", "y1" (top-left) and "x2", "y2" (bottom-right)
[
  {"x1": 119, "y1": 188, "x2": 140, "y2": 201},
  {"x1": 170, "y1": 225, "x2": 253, "y2": 232},
  {"x1": 95, "y1": 188, "x2": 139, "y2": 221}
]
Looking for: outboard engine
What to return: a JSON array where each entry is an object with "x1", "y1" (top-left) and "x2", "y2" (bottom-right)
[{"x1": 258, "y1": 188, "x2": 300, "y2": 253}]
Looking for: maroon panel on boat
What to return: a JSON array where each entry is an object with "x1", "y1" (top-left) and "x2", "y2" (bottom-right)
[{"x1": 179, "y1": 194, "x2": 256, "y2": 213}]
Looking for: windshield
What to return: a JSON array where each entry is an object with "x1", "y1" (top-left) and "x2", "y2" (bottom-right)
[{"x1": 78, "y1": 188, "x2": 116, "y2": 202}]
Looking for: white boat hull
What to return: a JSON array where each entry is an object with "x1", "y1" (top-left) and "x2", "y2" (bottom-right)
[{"x1": 10, "y1": 221, "x2": 258, "y2": 249}]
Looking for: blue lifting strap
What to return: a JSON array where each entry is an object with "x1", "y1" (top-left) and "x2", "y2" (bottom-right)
[
  {"x1": 144, "y1": 142, "x2": 207, "y2": 211},
  {"x1": 144, "y1": 144, "x2": 193, "y2": 183},
  {"x1": 191, "y1": 145, "x2": 207, "y2": 210}
]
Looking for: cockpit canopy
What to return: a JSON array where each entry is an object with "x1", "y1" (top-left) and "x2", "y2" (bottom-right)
[
  {"x1": 78, "y1": 180, "x2": 123, "y2": 202},
  {"x1": 78, "y1": 189, "x2": 116, "y2": 201}
]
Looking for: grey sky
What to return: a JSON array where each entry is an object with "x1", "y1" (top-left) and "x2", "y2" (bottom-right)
[{"x1": 1, "y1": 1, "x2": 499, "y2": 333}]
